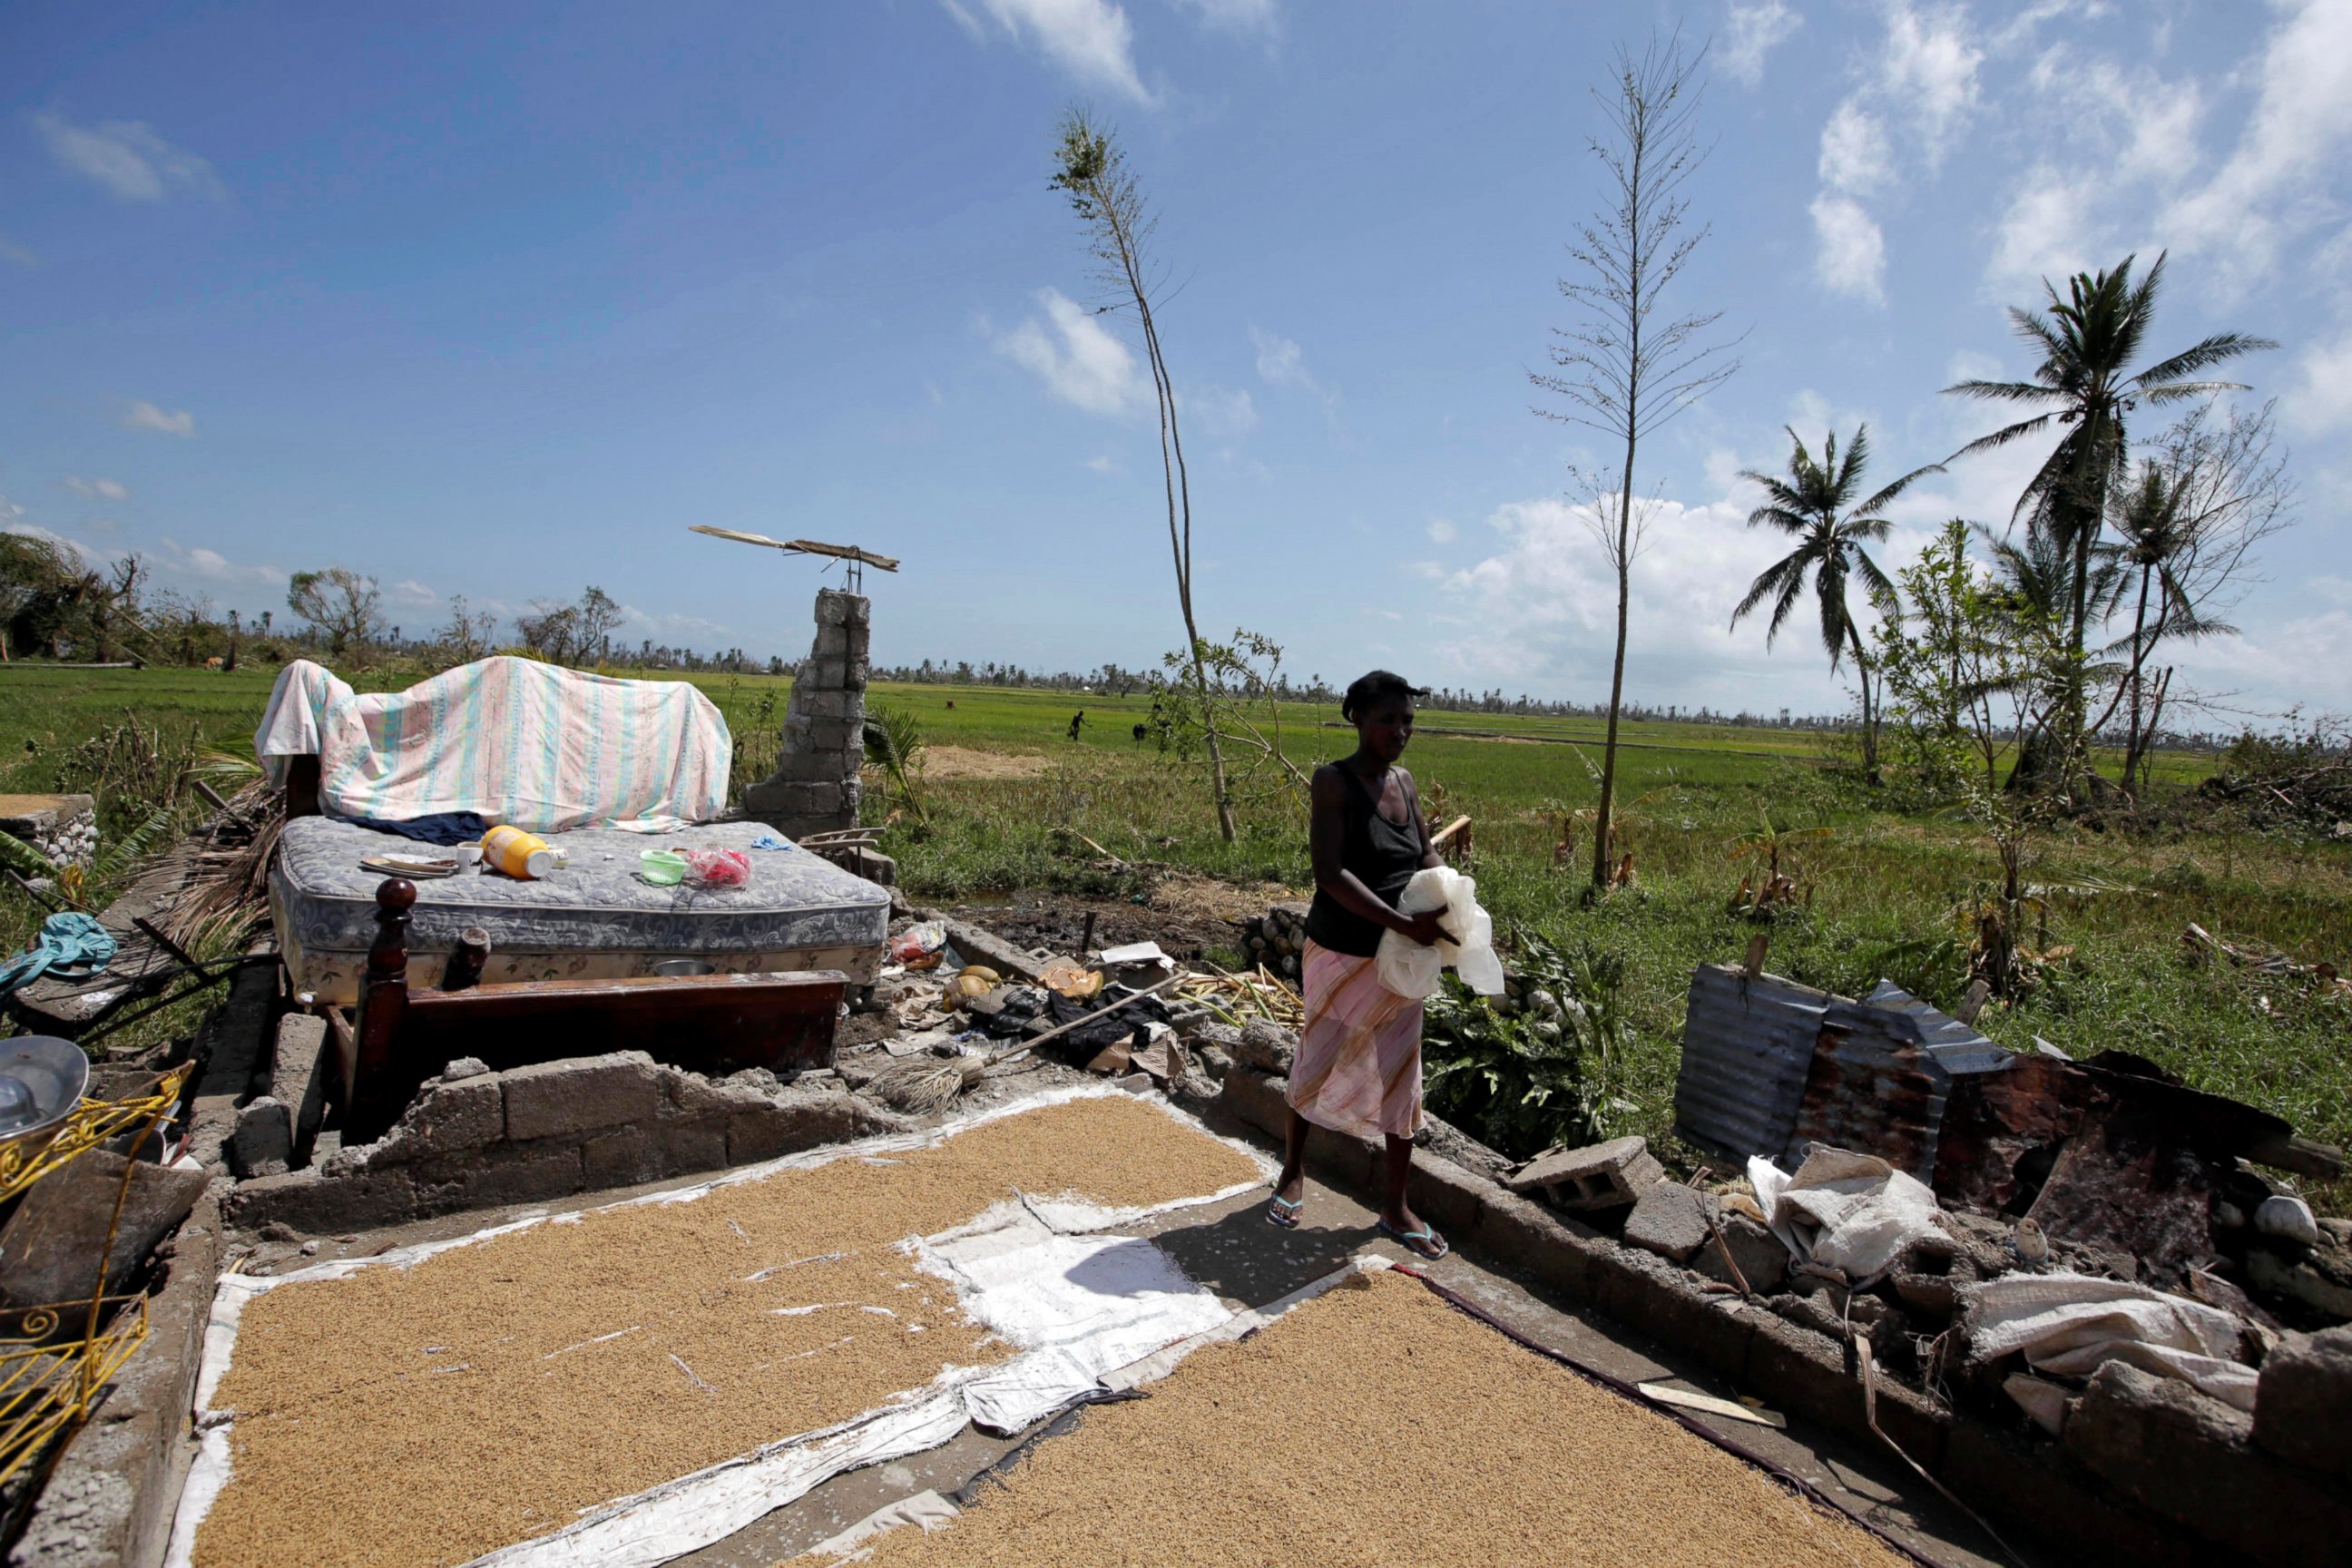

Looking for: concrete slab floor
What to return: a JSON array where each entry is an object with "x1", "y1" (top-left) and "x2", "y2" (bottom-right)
[{"x1": 222, "y1": 1092, "x2": 2032, "y2": 1568}]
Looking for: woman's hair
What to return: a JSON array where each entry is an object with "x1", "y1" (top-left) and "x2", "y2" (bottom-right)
[{"x1": 1341, "y1": 670, "x2": 1429, "y2": 722}]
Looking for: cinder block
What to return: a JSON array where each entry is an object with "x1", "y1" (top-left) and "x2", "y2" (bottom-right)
[
  {"x1": 415, "y1": 1142, "x2": 584, "y2": 1211},
  {"x1": 230, "y1": 1097, "x2": 293, "y2": 1179},
  {"x1": 1478, "y1": 1190, "x2": 1604, "y2": 1300},
  {"x1": 229, "y1": 1167, "x2": 419, "y2": 1233},
  {"x1": 2255, "y1": 1326, "x2": 2352, "y2": 1480},
  {"x1": 583, "y1": 1122, "x2": 728, "y2": 1190},
  {"x1": 1693, "y1": 1212, "x2": 1790, "y2": 1295},
  {"x1": 273, "y1": 1014, "x2": 332, "y2": 1167},
  {"x1": 377, "y1": 1073, "x2": 505, "y2": 1161},
  {"x1": 1505, "y1": 1135, "x2": 1663, "y2": 1210},
  {"x1": 501, "y1": 1051, "x2": 663, "y2": 1142},
  {"x1": 1405, "y1": 1150, "x2": 1490, "y2": 1244},
  {"x1": 2070, "y1": 1359, "x2": 2352, "y2": 1564},
  {"x1": 1622, "y1": 1181, "x2": 1712, "y2": 1264}
]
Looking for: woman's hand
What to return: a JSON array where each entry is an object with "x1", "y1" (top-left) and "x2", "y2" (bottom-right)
[{"x1": 1399, "y1": 909, "x2": 1455, "y2": 948}]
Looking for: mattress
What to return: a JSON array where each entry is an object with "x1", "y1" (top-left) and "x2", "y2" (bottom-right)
[{"x1": 270, "y1": 817, "x2": 889, "y2": 1004}]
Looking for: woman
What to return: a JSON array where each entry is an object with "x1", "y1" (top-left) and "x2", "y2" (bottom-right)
[{"x1": 1267, "y1": 670, "x2": 1453, "y2": 1260}]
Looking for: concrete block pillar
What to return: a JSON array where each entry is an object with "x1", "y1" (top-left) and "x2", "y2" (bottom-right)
[{"x1": 744, "y1": 588, "x2": 869, "y2": 839}]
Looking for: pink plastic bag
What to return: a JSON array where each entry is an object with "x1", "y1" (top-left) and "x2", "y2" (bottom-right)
[{"x1": 681, "y1": 848, "x2": 750, "y2": 888}]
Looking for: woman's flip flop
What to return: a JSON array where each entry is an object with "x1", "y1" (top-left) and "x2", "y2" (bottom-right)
[
  {"x1": 1377, "y1": 1218, "x2": 1449, "y2": 1260},
  {"x1": 1267, "y1": 1191, "x2": 1303, "y2": 1230}
]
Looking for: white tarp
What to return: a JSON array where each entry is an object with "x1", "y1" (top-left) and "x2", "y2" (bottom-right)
[
  {"x1": 917, "y1": 1210, "x2": 1236, "y2": 1435},
  {"x1": 1376, "y1": 866, "x2": 1506, "y2": 999},
  {"x1": 1748, "y1": 1146, "x2": 1942, "y2": 1286},
  {"x1": 166, "y1": 1085, "x2": 1269, "y2": 1568},
  {"x1": 1962, "y1": 1270, "x2": 2257, "y2": 1412}
]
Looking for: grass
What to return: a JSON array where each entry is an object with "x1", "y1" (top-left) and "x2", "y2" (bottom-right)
[{"x1": 1, "y1": 661, "x2": 2342, "y2": 1191}]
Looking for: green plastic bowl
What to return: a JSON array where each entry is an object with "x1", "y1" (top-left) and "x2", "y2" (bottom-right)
[{"x1": 640, "y1": 849, "x2": 688, "y2": 886}]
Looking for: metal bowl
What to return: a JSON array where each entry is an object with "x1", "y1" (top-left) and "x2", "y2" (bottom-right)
[
  {"x1": 0, "y1": 1035, "x2": 91, "y2": 1152},
  {"x1": 650, "y1": 958, "x2": 716, "y2": 978}
]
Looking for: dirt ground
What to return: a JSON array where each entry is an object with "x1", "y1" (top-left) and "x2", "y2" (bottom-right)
[{"x1": 941, "y1": 872, "x2": 1302, "y2": 962}]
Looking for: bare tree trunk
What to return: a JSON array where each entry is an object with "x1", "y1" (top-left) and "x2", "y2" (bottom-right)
[
  {"x1": 1847, "y1": 622, "x2": 1879, "y2": 779},
  {"x1": 1136, "y1": 295, "x2": 1235, "y2": 842},
  {"x1": 1592, "y1": 478, "x2": 1634, "y2": 889}
]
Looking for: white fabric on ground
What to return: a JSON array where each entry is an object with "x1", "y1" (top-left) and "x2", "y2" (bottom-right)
[
  {"x1": 921, "y1": 1213, "x2": 1234, "y2": 1435},
  {"x1": 806, "y1": 1491, "x2": 960, "y2": 1563},
  {"x1": 1963, "y1": 1270, "x2": 2257, "y2": 1412},
  {"x1": 1749, "y1": 1146, "x2": 1942, "y2": 1286},
  {"x1": 1376, "y1": 866, "x2": 1505, "y2": 999},
  {"x1": 254, "y1": 655, "x2": 730, "y2": 832}
]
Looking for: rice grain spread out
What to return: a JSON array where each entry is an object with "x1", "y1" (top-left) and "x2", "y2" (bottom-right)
[
  {"x1": 847, "y1": 1268, "x2": 1916, "y2": 1568},
  {"x1": 196, "y1": 1095, "x2": 1259, "y2": 1568}
]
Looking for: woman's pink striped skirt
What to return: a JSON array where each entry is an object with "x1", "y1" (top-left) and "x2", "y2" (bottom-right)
[{"x1": 1285, "y1": 938, "x2": 1426, "y2": 1142}]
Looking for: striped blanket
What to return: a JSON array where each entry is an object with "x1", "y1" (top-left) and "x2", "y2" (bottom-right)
[{"x1": 255, "y1": 657, "x2": 732, "y2": 833}]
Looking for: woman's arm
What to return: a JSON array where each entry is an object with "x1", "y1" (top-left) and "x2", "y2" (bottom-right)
[
  {"x1": 1311, "y1": 767, "x2": 1448, "y2": 946},
  {"x1": 1403, "y1": 770, "x2": 1442, "y2": 870}
]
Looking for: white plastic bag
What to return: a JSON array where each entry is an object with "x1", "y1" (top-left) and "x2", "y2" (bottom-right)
[
  {"x1": 1374, "y1": 866, "x2": 1505, "y2": 1000},
  {"x1": 1748, "y1": 1146, "x2": 1943, "y2": 1287}
]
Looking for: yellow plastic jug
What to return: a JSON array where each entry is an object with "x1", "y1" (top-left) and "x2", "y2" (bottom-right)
[{"x1": 480, "y1": 825, "x2": 564, "y2": 879}]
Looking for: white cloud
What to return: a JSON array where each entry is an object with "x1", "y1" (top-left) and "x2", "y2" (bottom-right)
[
  {"x1": 1817, "y1": 103, "x2": 1891, "y2": 195},
  {"x1": 955, "y1": 0, "x2": 1153, "y2": 103},
  {"x1": 1084, "y1": 453, "x2": 1122, "y2": 474},
  {"x1": 2161, "y1": 0, "x2": 2352, "y2": 295},
  {"x1": 1986, "y1": 164, "x2": 2103, "y2": 291},
  {"x1": 32, "y1": 112, "x2": 226, "y2": 203},
  {"x1": 1248, "y1": 325, "x2": 1338, "y2": 414},
  {"x1": 0, "y1": 232, "x2": 34, "y2": 267},
  {"x1": 1427, "y1": 518, "x2": 1457, "y2": 544},
  {"x1": 1425, "y1": 494, "x2": 1874, "y2": 707},
  {"x1": 1808, "y1": 194, "x2": 1886, "y2": 304},
  {"x1": 61, "y1": 475, "x2": 129, "y2": 502},
  {"x1": 1174, "y1": 0, "x2": 1279, "y2": 41},
  {"x1": 387, "y1": 579, "x2": 439, "y2": 607},
  {"x1": 122, "y1": 400, "x2": 195, "y2": 437},
  {"x1": 2288, "y1": 329, "x2": 2352, "y2": 435},
  {"x1": 153, "y1": 537, "x2": 285, "y2": 585},
  {"x1": 1187, "y1": 385, "x2": 1258, "y2": 436},
  {"x1": 0, "y1": 496, "x2": 23, "y2": 525},
  {"x1": 1720, "y1": 1, "x2": 1803, "y2": 88},
  {"x1": 995, "y1": 289, "x2": 1147, "y2": 416},
  {"x1": 1880, "y1": 2, "x2": 1982, "y2": 170},
  {"x1": 618, "y1": 604, "x2": 732, "y2": 643},
  {"x1": 1250, "y1": 326, "x2": 1311, "y2": 387}
]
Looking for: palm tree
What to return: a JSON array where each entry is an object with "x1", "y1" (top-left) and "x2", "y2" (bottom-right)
[
  {"x1": 1730, "y1": 425, "x2": 1944, "y2": 779},
  {"x1": 2096, "y1": 462, "x2": 2237, "y2": 796},
  {"x1": 1942, "y1": 252, "x2": 2273, "y2": 779}
]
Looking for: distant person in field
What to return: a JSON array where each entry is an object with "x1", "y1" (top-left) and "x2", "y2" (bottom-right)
[
  {"x1": 1267, "y1": 670, "x2": 1452, "y2": 1260},
  {"x1": 1067, "y1": 710, "x2": 1085, "y2": 741}
]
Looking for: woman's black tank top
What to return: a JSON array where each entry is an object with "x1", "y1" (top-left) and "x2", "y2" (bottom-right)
[{"x1": 1303, "y1": 763, "x2": 1425, "y2": 958}]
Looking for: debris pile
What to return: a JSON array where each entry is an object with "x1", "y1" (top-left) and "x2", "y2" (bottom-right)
[{"x1": 1471, "y1": 953, "x2": 2352, "y2": 1475}]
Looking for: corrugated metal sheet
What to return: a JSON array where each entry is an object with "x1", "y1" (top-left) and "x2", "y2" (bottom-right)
[
  {"x1": 1675, "y1": 968, "x2": 2014, "y2": 1181},
  {"x1": 1672, "y1": 965, "x2": 1828, "y2": 1163}
]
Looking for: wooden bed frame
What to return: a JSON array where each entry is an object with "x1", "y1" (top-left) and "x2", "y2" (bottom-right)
[{"x1": 338, "y1": 878, "x2": 846, "y2": 1142}]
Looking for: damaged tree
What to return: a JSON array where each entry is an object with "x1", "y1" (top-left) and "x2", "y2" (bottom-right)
[
  {"x1": 1532, "y1": 33, "x2": 1740, "y2": 889},
  {"x1": 1049, "y1": 107, "x2": 1237, "y2": 843}
]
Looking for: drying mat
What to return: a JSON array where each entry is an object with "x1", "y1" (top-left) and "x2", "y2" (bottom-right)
[
  {"x1": 169, "y1": 1087, "x2": 1270, "y2": 1568},
  {"x1": 828, "y1": 1263, "x2": 1931, "y2": 1568}
]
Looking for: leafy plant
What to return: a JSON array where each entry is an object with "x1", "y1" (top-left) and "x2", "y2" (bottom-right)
[
  {"x1": 1424, "y1": 930, "x2": 1635, "y2": 1158},
  {"x1": 862, "y1": 702, "x2": 931, "y2": 827}
]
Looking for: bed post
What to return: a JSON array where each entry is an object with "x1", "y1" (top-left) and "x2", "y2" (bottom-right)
[
  {"x1": 349, "y1": 878, "x2": 415, "y2": 1141},
  {"x1": 440, "y1": 926, "x2": 492, "y2": 992},
  {"x1": 284, "y1": 754, "x2": 323, "y2": 818}
]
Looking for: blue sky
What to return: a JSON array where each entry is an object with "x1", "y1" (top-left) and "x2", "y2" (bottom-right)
[{"x1": 4, "y1": 0, "x2": 2347, "y2": 723}]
